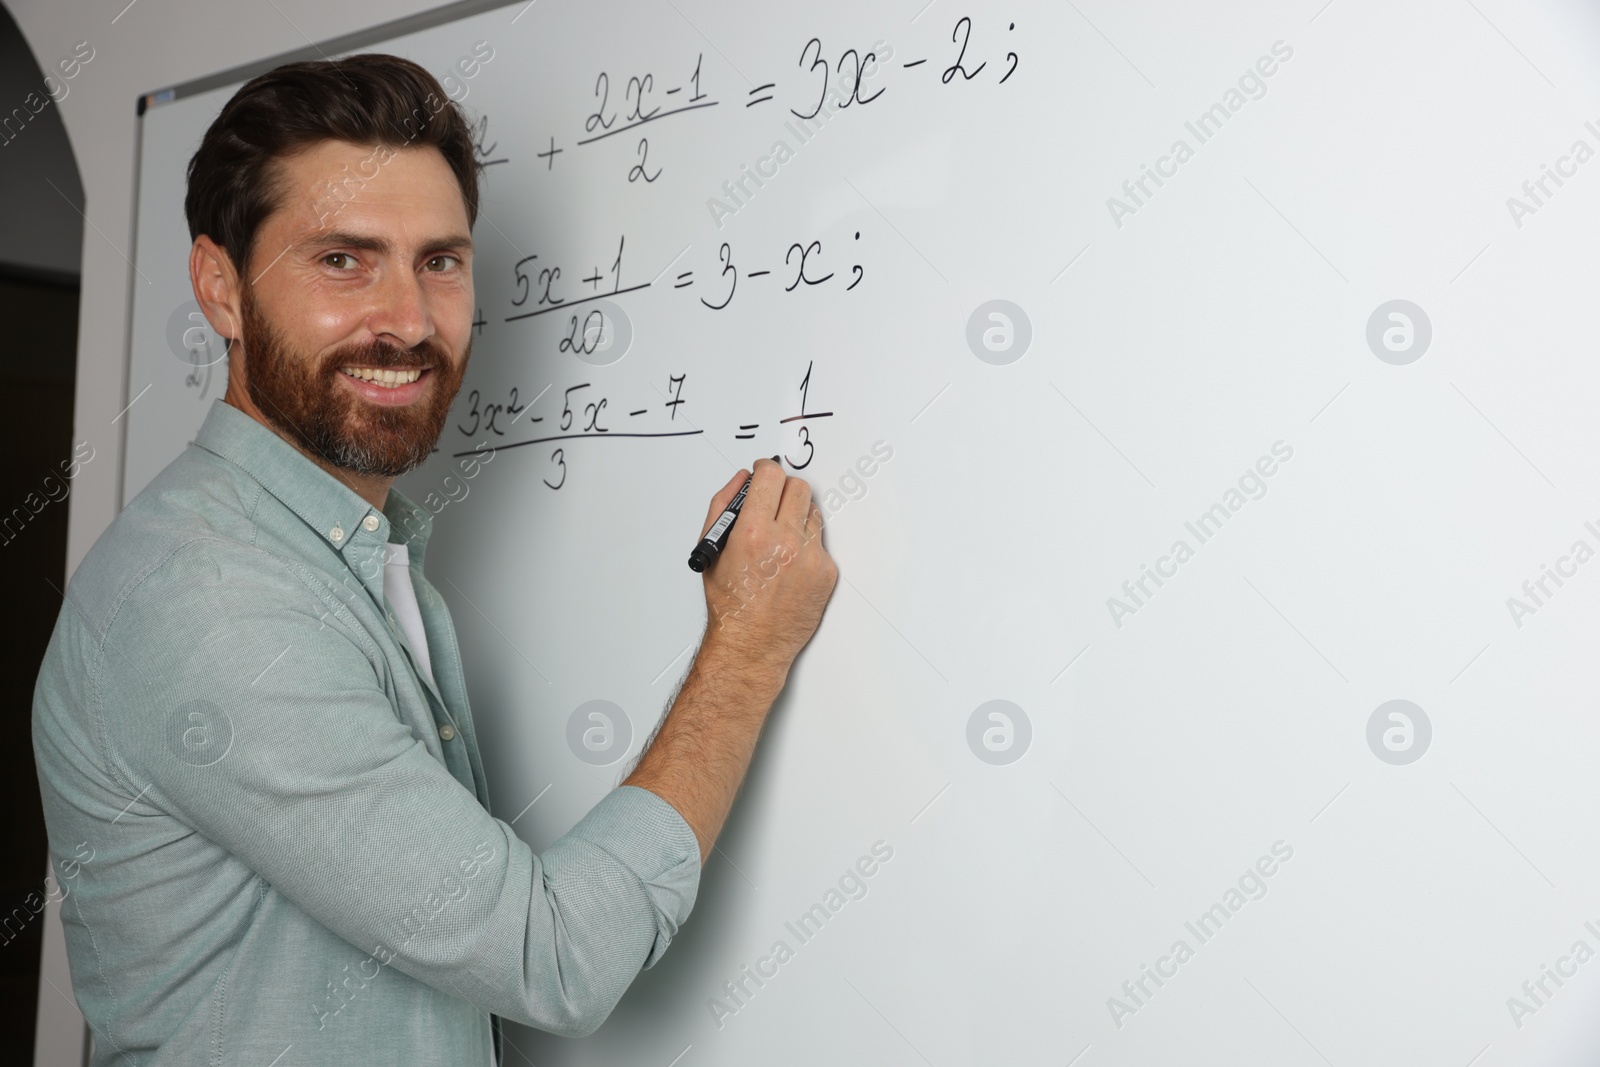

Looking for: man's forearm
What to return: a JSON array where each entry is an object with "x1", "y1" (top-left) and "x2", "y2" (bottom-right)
[{"x1": 623, "y1": 636, "x2": 786, "y2": 865}]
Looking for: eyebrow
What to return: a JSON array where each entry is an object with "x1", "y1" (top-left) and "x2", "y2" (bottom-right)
[{"x1": 303, "y1": 230, "x2": 474, "y2": 257}]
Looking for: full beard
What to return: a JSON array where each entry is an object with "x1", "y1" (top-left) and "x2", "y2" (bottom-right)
[{"x1": 238, "y1": 285, "x2": 469, "y2": 478}]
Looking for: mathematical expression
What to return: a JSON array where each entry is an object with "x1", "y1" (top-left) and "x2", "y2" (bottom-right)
[
  {"x1": 505, "y1": 235, "x2": 638, "y2": 322},
  {"x1": 429, "y1": 24, "x2": 995, "y2": 489},
  {"x1": 489, "y1": 16, "x2": 1020, "y2": 183},
  {"x1": 452, "y1": 363, "x2": 832, "y2": 489},
  {"x1": 501, "y1": 230, "x2": 865, "y2": 352},
  {"x1": 182, "y1": 359, "x2": 214, "y2": 399},
  {"x1": 691, "y1": 232, "x2": 864, "y2": 310},
  {"x1": 422, "y1": 16, "x2": 1017, "y2": 375},
  {"x1": 469, "y1": 113, "x2": 508, "y2": 169}
]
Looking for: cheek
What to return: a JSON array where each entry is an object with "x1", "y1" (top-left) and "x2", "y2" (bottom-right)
[
  {"x1": 262, "y1": 274, "x2": 367, "y2": 349},
  {"x1": 436, "y1": 283, "x2": 476, "y2": 332},
  {"x1": 304, "y1": 303, "x2": 366, "y2": 338},
  {"x1": 298, "y1": 312, "x2": 376, "y2": 367},
  {"x1": 433, "y1": 296, "x2": 477, "y2": 360}
]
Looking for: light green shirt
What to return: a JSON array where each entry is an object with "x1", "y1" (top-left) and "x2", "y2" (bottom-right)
[{"x1": 32, "y1": 399, "x2": 701, "y2": 1065}]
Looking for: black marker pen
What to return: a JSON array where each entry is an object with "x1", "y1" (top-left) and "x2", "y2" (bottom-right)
[{"x1": 688, "y1": 456, "x2": 779, "y2": 572}]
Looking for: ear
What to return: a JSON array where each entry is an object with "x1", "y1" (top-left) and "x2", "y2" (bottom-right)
[{"x1": 190, "y1": 234, "x2": 244, "y2": 346}]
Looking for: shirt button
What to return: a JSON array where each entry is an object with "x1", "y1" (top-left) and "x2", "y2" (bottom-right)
[
  {"x1": 363, "y1": 515, "x2": 380, "y2": 532},
  {"x1": 439, "y1": 724, "x2": 456, "y2": 741},
  {"x1": 329, "y1": 525, "x2": 344, "y2": 543}
]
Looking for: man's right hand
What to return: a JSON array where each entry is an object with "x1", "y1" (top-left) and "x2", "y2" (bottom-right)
[
  {"x1": 697, "y1": 457, "x2": 838, "y2": 681},
  {"x1": 624, "y1": 459, "x2": 840, "y2": 864}
]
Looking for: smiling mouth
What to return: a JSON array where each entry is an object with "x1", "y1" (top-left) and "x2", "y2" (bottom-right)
[{"x1": 339, "y1": 365, "x2": 426, "y2": 388}]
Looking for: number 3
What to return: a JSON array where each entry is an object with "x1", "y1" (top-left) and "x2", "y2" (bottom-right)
[
  {"x1": 787, "y1": 426, "x2": 814, "y2": 470},
  {"x1": 544, "y1": 448, "x2": 566, "y2": 490}
]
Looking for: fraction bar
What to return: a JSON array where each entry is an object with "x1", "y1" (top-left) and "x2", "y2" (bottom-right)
[
  {"x1": 452, "y1": 429, "x2": 705, "y2": 458},
  {"x1": 505, "y1": 282, "x2": 651, "y2": 322},
  {"x1": 575, "y1": 100, "x2": 720, "y2": 146}
]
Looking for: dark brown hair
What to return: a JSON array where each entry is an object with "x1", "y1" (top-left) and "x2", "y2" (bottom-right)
[{"x1": 184, "y1": 52, "x2": 481, "y2": 278}]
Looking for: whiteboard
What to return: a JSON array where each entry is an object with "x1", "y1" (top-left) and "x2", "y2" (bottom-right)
[{"x1": 120, "y1": 1, "x2": 1600, "y2": 1062}]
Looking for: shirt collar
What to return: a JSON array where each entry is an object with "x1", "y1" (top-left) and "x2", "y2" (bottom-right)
[{"x1": 193, "y1": 399, "x2": 433, "y2": 563}]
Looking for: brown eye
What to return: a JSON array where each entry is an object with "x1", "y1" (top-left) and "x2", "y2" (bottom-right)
[
  {"x1": 323, "y1": 252, "x2": 354, "y2": 270},
  {"x1": 426, "y1": 255, "x2": 461, "y2": 272}
]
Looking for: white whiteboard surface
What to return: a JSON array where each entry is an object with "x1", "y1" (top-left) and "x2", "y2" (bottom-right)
[{"x1": 120, "y1": 1, "x2": 1600, "y2": 1063}]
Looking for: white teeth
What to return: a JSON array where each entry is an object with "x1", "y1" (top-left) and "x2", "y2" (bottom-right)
[{"x1": 341, "y1": 366, "x2": 422, "y2": 388}]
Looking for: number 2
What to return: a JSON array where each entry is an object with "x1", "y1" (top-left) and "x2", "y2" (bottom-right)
[{"x1": 942, "y1": 17, "x2": 987, "y2": 83}]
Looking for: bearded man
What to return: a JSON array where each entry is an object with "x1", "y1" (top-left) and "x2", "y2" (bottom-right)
[{"x1": 32, "y1": 53, "x2": 836, "y2": 1065}]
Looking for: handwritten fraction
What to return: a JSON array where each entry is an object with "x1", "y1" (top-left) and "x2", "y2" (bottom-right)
[{"x1": 452, "y1": 362, "x2": 832, "y2": 488}]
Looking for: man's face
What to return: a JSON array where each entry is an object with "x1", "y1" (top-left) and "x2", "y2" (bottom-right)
[{"x1": 232, "y1": 140, "x2": 475, "y2": 477}]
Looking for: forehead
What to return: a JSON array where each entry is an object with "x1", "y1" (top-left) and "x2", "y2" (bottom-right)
[{"x1": 266, "y1": 139, "x2": 469, "y2": 240}]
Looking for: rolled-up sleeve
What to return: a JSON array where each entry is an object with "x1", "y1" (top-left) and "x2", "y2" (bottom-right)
[{"x1": 96, "y1": 538, "x2": 701, "y2": 1038}]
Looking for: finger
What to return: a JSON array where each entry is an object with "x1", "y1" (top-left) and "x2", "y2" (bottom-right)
[
  {"x1": 776, "y1": 473, "x2": 813, "y2": 533},
  {"x1": 741, "y1": 456, "x2": 787, "y2": 522},
  {"x1": 700, "y1": 468, "x2": 749, "y2": 539}
]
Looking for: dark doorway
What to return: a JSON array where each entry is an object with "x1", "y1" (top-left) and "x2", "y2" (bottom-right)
[{"x1": 0, "y1": 3, "x2": 86, "y2": 1062}]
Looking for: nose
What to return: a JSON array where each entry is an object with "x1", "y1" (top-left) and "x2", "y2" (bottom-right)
[{"x1": 366, "y1": 266, "x2": 433, "y2": 353}]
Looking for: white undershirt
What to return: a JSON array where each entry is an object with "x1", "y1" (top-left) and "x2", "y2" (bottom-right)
[
  {"x1": 381, "y1": 543, "x2": 436, "y2": 690},
  {"x1": 382, "y1": 543, "x2": 496, "y2": 1065}
]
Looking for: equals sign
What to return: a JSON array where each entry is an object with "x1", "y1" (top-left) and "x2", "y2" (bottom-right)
[
  {"x1": 675, "y1": 271, "x2": 694, "y2": 288},
  {"x1": 734, "y1": 423, "x2": 759, "y2": 440},
  {"x1": 746, "y1": 83, "x2": 775, "y2": 107}
]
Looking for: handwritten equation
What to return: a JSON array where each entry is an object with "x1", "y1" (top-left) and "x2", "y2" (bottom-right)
[
  {"x1": 496, "y1": 228, "x2": 865, "y2": 353},
  {"x1": 451, "y1": 362, "x2": 832, "y2": 489},
  {"x1": 475, "y1": 15, "x2": 1020, "y2": 182}
]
